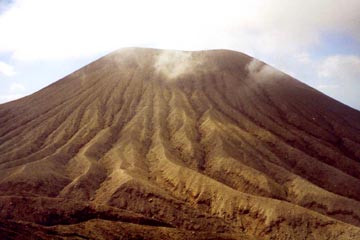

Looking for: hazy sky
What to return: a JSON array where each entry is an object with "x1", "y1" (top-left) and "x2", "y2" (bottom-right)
[{"x1": 0, "y1": 0, "x2": 359, "y2": 110}]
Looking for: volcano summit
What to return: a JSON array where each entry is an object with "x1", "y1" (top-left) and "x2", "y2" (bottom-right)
[{"x1": 1, "y1": 48, "x2": 360, "y2": 239}]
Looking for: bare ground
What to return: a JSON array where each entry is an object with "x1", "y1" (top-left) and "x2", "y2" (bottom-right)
[{"x1": 1, "y1": 48, "x2": 360, "y2": 239}]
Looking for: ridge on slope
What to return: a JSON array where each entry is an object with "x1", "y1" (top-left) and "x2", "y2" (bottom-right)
[{"x1": 1, "y1": 47, "x2": 360, "y2": 239}]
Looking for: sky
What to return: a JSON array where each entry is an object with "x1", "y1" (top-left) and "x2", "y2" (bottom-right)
[{"x1": 0, "y1": 0, "x2": 359, "y2": 110}]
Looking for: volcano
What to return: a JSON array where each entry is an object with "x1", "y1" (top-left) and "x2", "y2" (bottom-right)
[{"x1": 1, "y1": 48, "x2": 360, "y2": 239}]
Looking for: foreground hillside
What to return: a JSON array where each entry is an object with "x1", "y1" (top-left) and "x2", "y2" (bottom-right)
[{"x1": 1, "y1": 48, "x2": 360, "y2": 239}]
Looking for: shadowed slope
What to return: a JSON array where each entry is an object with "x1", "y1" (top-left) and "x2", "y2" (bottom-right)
[{"x1": 1, "y1": 48, "x2": 360, "y2": 239}]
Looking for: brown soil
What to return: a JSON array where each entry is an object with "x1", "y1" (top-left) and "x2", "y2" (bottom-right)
[{"x1": 1, "y1": 48, "x2": 360, "y2": 239}]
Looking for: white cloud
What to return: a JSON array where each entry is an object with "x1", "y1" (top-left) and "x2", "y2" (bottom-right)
[
  {"x1": 154, "y1": 51, "x2": 202, "y2": 79},
  {"x1": 10, "y1": 82, "x2": 25, "y2": 93},
  {"x1": 316, "y1": 55, "x2": 360, "y2": 109},
  {"x1": 316, "y1": 84, "x2": 339, "y2": 90},
  {"x1": 294, "y1": 52, "x2": 311, "y2": 64},
  {"x1": 318, "y1": 55, "x2": 360, "y2": 81},
  {"x1": 0, "y1": 82, "x2": 26, "y2": 104},
  {"x1": 0, "y1": 94, "x2": 24, "y2": 103},
  {"x1": 0, "y1": 0, "x2": 359, "y2": 60},
  {"x1": 246, "y1": 58, "x2": 285, "y2": 85},
  {"x1": 0, "y1": 61, "x2": 15, "y2": 76}
]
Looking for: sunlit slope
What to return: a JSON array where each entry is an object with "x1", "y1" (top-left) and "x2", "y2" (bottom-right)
[{"x1": 1, "y1": 48, "x2": 360, "y2": 239}]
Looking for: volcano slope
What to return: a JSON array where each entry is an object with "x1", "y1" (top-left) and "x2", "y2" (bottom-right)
[{"x1": 1, "y1": 48, "x2": 360, "y2": 239}]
